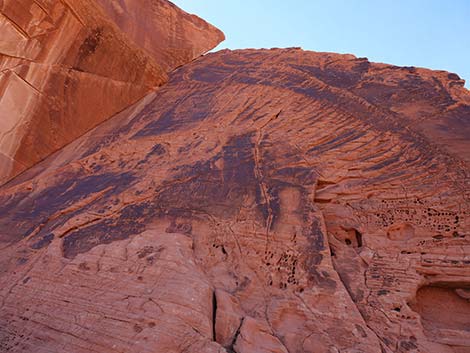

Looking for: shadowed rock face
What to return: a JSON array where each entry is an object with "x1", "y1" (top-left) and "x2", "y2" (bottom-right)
[
  {"x1": 0, "y1": 0, "x2": 224, "y2": 185},
  {"x1": 0, "y1": 48, "x2": 469, "y2": 353},
  {"x1": 410, "y1": 285, "x2": 470, "y2": 347}
]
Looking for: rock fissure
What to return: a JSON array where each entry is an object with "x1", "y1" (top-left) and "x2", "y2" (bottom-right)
[
  {"x1": 212, "y1": 290, "x2": 217, "y2": 342},
  {"x1": 228, "y1": 317, "x2": 244, "y2": 352}
]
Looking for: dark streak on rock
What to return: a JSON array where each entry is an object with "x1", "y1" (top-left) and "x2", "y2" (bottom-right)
[
  {"x1": 134, "y1": 91, "x2": 212, "y2": 137},
  {"x1": 30, "y1": 233, "x2": 54, "y2": 250},
  {"x1": 74, "y1": 27, "x2": 103, "y2": 70},
  {"x1": 302, "y1": 209, "x2": 336, "y2": 289},
  {"x1": 2, "y1": 172, "x2": 135, "y2": 245},
  {"x1": 62, "y1": 201, "x2": 154, "y2": 259}
]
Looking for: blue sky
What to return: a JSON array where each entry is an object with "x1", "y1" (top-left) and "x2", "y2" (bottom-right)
[{"x1": 172, "y1": 0, "x2": 469, "y2": 87}]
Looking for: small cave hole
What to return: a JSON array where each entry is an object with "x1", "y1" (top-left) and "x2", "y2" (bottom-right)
[
  {"x1": 345, "y1": 239, "x2": 352, "y2": 246},
  {"x1": 354, "y1": 229, "x2": 363, "y2": 248}
]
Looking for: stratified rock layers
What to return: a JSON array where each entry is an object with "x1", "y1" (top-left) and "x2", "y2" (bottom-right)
[
  {"x1": 0, "y1": 0, "x2": 224, "y2": 185},
  {"x1": 0, "y1": 49, "x2": 469, "y2": 353}
]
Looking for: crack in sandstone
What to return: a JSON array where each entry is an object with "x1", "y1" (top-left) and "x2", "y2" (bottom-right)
[
  {"x1": 0, "y1": 53, "x2": 35, "y2": 63},
  {"x1": 31, "y1": 0, "x2": 52, "y2": 18},
  {"x1": 312, "y1": 179, "x2": 393, "y2": 351},
  {"x1": 59, "y1": 0, "x2": 86, "y2": 27},
  {"x1": 265, "y1": 311, "x2": 291, "y2": 353},
  {"x1": 227, "y1": 317, "x2": 244, "y2": 352},
  {"x1": 335, "y1": 264, "x2": 393, "y2": 352},
  {"x1": 212, "y1": 290, "x2": 217, "y2": 342},
  {"x1": 328, "y1": 236, "x2": 393, "y2": 352},
  {"x1": 9, "y1": 71, "x2": 43, "y2": 95},
  {"x1": 0, "y1": 12, "x2": 31, "y2": 39}
]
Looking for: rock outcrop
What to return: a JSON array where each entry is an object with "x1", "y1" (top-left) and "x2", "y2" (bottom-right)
[
  {"x1": 0, "y1": 48, "x2": 469, "y2": 353},
  {"x1": 0, "y1": 0, "x2": 224, "y2": 185}
]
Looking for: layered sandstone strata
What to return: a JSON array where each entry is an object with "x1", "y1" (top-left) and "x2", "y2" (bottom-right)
[
  {"x1": 0, "y1": 0, "x2": 224, "y2": 185},
  {"x1": 0, "y1": 49, "x2": 468, "y2": 352}
]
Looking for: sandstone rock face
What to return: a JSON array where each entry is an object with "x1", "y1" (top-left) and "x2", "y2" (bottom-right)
[
  {"x1": 95, "y1": 0, "x2": 224, "y2": 71},
  {"x1": 0, "y1": 48, "x2": 469, "y2": 353},
  {"x1": 0, "y1": 0, "x2": 224, "y2": 185}
]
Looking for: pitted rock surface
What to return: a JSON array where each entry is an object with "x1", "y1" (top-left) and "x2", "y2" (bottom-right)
[{"x1": 0, "y1": 49, "x2": 469, "y2": 353}]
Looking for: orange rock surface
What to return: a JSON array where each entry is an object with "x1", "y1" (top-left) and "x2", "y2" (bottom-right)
[
  {"x1": 0, "y1": 0, "x2": 224, "y2": 185},
  {"x1": 0, "y1": 48, "x2": 469, "y2": 352}
]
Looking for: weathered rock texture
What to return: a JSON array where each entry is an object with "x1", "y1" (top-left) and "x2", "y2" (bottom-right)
[
  {"x1": 0, "y1": 0, "x2": 224, "y2": 185},
  {"x1": 0, "y1": 48, "x2": 469, "y2": 353}
]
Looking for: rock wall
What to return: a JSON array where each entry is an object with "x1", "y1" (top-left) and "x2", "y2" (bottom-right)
[
  {"x1": 0, "y1": 48, "x2": 468, "y2": 352},
  {"x1": 0, "y1": 0, "x2": 224, "y2": 185}
]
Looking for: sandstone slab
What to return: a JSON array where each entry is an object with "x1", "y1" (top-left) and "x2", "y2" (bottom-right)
[{"x1": 0, "y1": 49, "x2": 469, "y2": 352}]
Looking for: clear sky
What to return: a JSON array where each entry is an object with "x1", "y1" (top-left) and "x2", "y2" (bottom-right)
[{"x1": 172, "y1": 0, "x2": 470, "y2": 88}]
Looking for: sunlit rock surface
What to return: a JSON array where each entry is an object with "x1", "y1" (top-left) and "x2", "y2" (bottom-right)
[
  {"x1": 0, "y1": 48, "x2": 469, "y2": 352},
  {"x1": 0, "y1": 0, "x2": 224, "y2": 185}
]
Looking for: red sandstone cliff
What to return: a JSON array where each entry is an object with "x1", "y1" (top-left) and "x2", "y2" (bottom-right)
[
  {"x1": 0, "y1": 47, "x2": 469, "y2": 352},
  {"x1": 0, "y1": 0, "x2": 224, "y2": 185}
]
